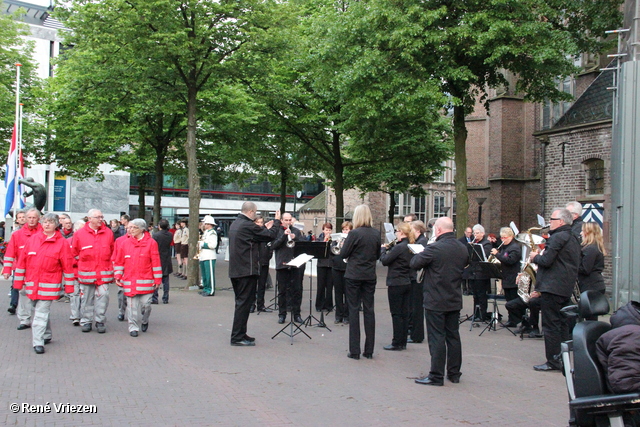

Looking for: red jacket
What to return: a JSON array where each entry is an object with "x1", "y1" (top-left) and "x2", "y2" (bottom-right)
[
  {"x1": 14, "y1": 231, "x2": 74, "y2": 300},
  {"x1": 1, "y1": 224, "x2": 43, "y2": 276},
  {"x1": 71, "y1": 222, "x2": 115, "y2": 286},
  {"x1": 113, "y1": 232, "x2": 162, "y2": 297}
]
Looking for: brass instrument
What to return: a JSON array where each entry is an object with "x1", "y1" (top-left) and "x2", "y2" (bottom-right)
[
  {"x1": 286, "y1": 234, "x2": 295, "y2": 248},
  {"x1": 487, "y1": 241, "x2": 504, "y2": 265},
  {"x1": 385, "y1": 238, "x2": 398, "y2": 250},
  {"x1": 515, "y1": 227, "x2": 546, "y2": 302},
  {"x1": 193, "y1": 233, "x2": 205, "y2": 260},
  {"x1": 330, "y1": 233, "x2": 347, "y2": 255}
]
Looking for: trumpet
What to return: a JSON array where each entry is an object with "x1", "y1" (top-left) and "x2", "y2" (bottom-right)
[
  {"x1": 385, "y1": 238, "x2": 398, "y2": 250},
  {"x1": 286, "y1": 234, "x2": 295, "y2": 248}
]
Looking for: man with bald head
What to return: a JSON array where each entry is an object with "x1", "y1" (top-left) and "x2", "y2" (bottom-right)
[
  {"x1": 410, "y1": 217, "x2": 469, "y2": 386},
  {"x1": 228, "y1": 202, "x2": 281, "y2": 346}
]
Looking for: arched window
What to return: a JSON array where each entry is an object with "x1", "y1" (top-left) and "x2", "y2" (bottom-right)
[{"x1": 583, "y1": 159, "x2": 605, "y2": 195}]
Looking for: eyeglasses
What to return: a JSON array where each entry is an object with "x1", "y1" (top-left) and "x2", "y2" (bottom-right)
[
  {"x1": 550, "y1": 217, "x2": 561, "y2": 221},
  {"x1": 92, "y1": 215, "x2": 104, "y2": 219}
]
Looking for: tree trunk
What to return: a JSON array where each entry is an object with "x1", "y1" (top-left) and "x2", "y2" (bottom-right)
[
  {"x1": 388, "y1": 191, "x2": 396, "y2": 223},
  {"x1": 185, "y1": 81, "x2": 201, "y2": 289},
  {"x1": 331, "y1": 131, "x2": 345, "y2": 222},
  {"x1": 279, "y1": 166, "x2": 288, "y2": 214},
  {"x1": 453, "y1": 103, "x2": 469, "y2": 238},
  {"x1": 137, "y1": 174, "x2": 146, "y2": 219},
  {"x1": 153, "y1": 145, "x2": 165, "y2": 226}
]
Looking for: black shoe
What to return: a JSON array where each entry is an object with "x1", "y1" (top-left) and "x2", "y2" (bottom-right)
[
  {"x1": 163, "y1": 300, "x2": 168, "y2": 304},
  {"x1": 415, "y1": 376, "x2": 443, "y2": 386},
  {"x1": 407, "y1": 337, "x2": 423, "y2": 344},
  {"x1": 334, "y1": 318, "x2": 343, "y2": 324},
  {"x1": 257, "y1": 307, "x2": 273, "y2": 313},
  {"x1": 150, "y1": 300, "x2": 158, "y2": 305},
  {"x1": 243, "y1": 335, "x2": 255, "y2": 342},
  {"x1": 44, "y1": 338, "x2": 51, "y2": 345},
  {"x1": 201, "y1": 293, "x2": 213, "y2": 297},
  {"x1": 383, "y1": 344, "x2": 405, "y2": 351},
  {"x1": 230, "y1": 340, "x2": 255, "y2": 346},
  {"x1": 278, "y1": 315, "x2": 286, "y2": 324},
  {"x1": 528, "y1": 329, "x2": 542, "y2": 338},
  {"x1": 81, "y1": 323, "x2": 92, "y2": 332},
  {"x1": 363, "y1": 353, "x2": 373, "y2": 359},
  {"x1": 96, "y1": 322, "x2": 106, "y2": 334},
  {"x1": 249, "y1": 305, "x2": 255, "y2": 313},
  {"x1": 7, "y1": 305, "x2": 16, "y2": 314},
  {"x1": 347, "y1": 352, "x2": 360, "y2": 360},
  {"x1": 501, "y1": 321, "x2": 518, "y2": 328},
  {"x1": 448, "y1": 376, "x2": 460, "y2": 384},
  {"x1": 141, "y1": 323, "x2": 148, "y2": 333},
  {"x1": 343, "y1": 320, "x2": 349, "y2": 325},
  {"x1": 533, "y1": 363, "x2": 560, "y2": 372},
  {"x1": 117, "y1": 314, "x2": 125, "y2": 321},
  {"x1": 17, "y1": 324, "x2": 30, "y2": 330},
  {"x1": 34, "y1": 346, "x2": 45, "y2": 354},
  {"x1": 294, "y1": 315, "x2": 304, "y2": 323},
  {"x1": 130, "y1": 331, "x2": 138, "y2": 337},
  {"x1": 72, "y1": 320, "x2": 80, "y2": 326}
]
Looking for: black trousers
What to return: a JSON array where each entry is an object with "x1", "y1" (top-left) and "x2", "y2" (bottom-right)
[
  {"x1": 388, "y1": 285, "x2": 411, "y2": 347},
  {"x1": 505, "y1": 295, "x2": 541, "y2": 329},
  {"x1": 276, "y1": 267, "x2": 302, "y2": 316},
  {"x1": 152, "y1": 275, "x2": 170, "y2": 303},
  {"x1": 256, "y1": 265, "x2": 270, "y2": 309},
  {"x1": 469, "y1": 279, "x2": 490, "y2": 320},
  {"x1": 408, "y1": 278, "x2": 425, "y2": 342},
  {"x1": 315, "y1": 266, "x2": 334, "y2": 311},
  {"x1": 503, "y1": 287, "x2": 519, "y2": 324},
  {"x1": 345, "y1": 278, "x2": 376, "y2": 356},
  {"x1": 425, "y1": 309, "x2": 462, "y2": 383},
  {"x1": 332, "y1": 269, "x2": 348, "y2": 321},
  {"x1": 540, "y1": 292, "x2": 572, "y2": 368},
  {"x1": 230, "y1": 275, "x2": 258, "y2": 343}
]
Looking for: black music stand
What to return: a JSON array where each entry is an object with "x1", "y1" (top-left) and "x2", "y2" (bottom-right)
[
  {"x1": 478, "y1": 265, "x2": 515, "y2": 336},
  {"x1": 294, "y1": 241, "x2": 332, "y2": 332}
]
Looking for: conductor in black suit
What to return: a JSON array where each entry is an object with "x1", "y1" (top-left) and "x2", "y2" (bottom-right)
[
  {"x1": 410, "y1": 217, "x2": 469, "y2": 386},
  {"x1": 228, "y1": 202, "x2": 280, "y2": 346}
]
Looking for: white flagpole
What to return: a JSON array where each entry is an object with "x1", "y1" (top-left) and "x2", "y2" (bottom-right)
[{"x1": 13, "y1": 63, "x2": 21, "y2": 231}]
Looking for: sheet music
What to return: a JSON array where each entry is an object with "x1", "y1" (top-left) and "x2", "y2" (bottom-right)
[
  {"x1": 472, "y1": 243, "x2": 488, "y2": 262},
  {"x1": 408, "y1": 244, "x2": 425, "y2": 254},
  {"x1": 286, "y1": 253, "x2": 314, "y2": 268},
  {"x1": 383, "y1": 222, "x2": 395, "y2": 244}
]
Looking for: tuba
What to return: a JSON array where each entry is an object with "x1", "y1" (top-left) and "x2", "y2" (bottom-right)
[{"x1": 515, "y1": 227, "x2": 546, "y2": 303}]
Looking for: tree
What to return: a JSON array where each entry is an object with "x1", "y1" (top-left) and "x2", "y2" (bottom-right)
[
  {"x1": 348, "y1": 0, "x2": 622, "y2": 235},
  {"x1": 0, "y1": 4, "x2": 45, "y2": 173},
  {"x1": 56, "y1": 0, "x2": 279, "y2": 286}
]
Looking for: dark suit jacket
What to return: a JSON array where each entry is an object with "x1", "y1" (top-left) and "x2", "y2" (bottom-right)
[
  {"x1": 494, "y1": 239, "x2": 522, "y2": 289},
  {"x1": 228, "y1": 214, "x2": 280, "y2": 278},
  {"x1": 340, "y1": 226, "x2": 381, "y2": 281},
  {"x1": 153, "y1": 229, "x2": 174, "y2": 276},
  {"x1": 380, "y1": 239, "x2": 414, "y2": 287},
  {"x1": 272, "y1": 225, "x2": 304, "y2": 269}
]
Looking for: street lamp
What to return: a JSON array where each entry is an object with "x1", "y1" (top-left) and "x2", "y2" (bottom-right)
[
  {"x1": 476, "y1": 197, "x2": 487, "y2": 224},
  {"x1": 442, "y1": 206, "x2": 451, "y2": 216}
]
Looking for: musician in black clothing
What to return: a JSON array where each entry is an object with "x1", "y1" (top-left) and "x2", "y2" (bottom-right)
[
  {"x1": 332, "y1": 221, "x2": 352, "y2": 325},
  {"x1": 465, "y1": 224, "x2": 494, "y2": 321},
  {"x1": 380, "y1": 222, "x2": 415, "y2": 351},
  {"x1": 407, "y1": 220, "x2": 428, "y2": 344},
  {"x1": 272, "y1": 213, "x2": 304, "y2": 324},
  {"x1": 490, "y1": 227, "x2": 522, "y2": 326},
  {"x1": 315, "y1": 223, "x2": 334, "y2": 312},
  {"x1": 340, "y1": 205, "x2": 381, "y2": 360},
  {"x1": 250, "y1": 215, "x2": 274, "y2": 313}
]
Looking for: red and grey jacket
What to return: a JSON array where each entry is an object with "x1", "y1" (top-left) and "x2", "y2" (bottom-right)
[
  {"x1": 14, "y1": 231, "x2": 74, "y2": 300},
  {"x1": 113, "y1": 232, "x2": 162, "y2": 297},
  {"x1": 1, "y1": 224, "x2": 43, "y2": 276},
  {"x1": 71, "y1": 222, "x2": 115, "y2": 285}
]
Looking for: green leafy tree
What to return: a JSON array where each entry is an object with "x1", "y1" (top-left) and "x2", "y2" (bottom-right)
[
  {"x1": 348, "y1": 0, "x2": 622, "y2": 235},
  {"x1": 55, "y1": 0, "x2": 279, "y2": 286}
]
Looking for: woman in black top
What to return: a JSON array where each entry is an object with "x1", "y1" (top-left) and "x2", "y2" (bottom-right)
[
  {"x1": 380, "y1": 222, "x2": 415, "y2": 351},
  {"x1": 340, "y1": 205, "x2": 381, "y2": 360},
  {"x1": 332, "y1": 221, "x2": 352, "y2": 324},
  {"x1": 578, "y1": 222, "x2": 606, "y2": 294},
  {"x1": 315, "y1": 223, "x2": 334, "y2": 312}
]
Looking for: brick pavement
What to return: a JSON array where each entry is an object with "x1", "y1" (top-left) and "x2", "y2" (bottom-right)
[{"x1": 0, "y1": 254, "x2": 571, "y2": 426}]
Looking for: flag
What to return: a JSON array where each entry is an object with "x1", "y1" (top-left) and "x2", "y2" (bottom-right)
[
  {"x1": 17, "y1": 143, "x2": 25, "y2": 209},
  {"x1": 4, "y1": 124, "x2": 18, "y2": 217}
]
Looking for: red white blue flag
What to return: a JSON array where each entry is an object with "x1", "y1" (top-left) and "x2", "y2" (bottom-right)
[{"x1": 4, "y1": 124, "x2": 19, "y2": 217}]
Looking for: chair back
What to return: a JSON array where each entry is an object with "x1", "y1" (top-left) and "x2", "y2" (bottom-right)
[{"x1": 578, "y1": 290, "x2": 610, "y2": 319}]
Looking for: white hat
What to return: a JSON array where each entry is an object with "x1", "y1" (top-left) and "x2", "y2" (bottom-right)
[{"x1": 203, "y1": 215, "x2": 217, "y2": 225}]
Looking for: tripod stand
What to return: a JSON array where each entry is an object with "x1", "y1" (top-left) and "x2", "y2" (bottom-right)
[
  {"x1": 261, "y1": 272, "x2": 278, "y2": 313},
  {"x1": 302, "y1": 258, "x2": 331, "y2": 331},
  {"x1": 479, "y1": 281, "x2": 516, "y2": 336},
  {"x1": 271, "y1": 265, "x2": 311, "y2": 344}
]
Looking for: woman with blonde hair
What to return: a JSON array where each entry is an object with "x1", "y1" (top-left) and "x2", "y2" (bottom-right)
[
  {"x1": 379, "y1": 221, "x2": 415, "y2": 351},
  {"x1": 578, "y1": 222, "x2": 607, "y2": 294},
  {"x1": 340, "y1": 205, "x2": 381, "y2": 360}
]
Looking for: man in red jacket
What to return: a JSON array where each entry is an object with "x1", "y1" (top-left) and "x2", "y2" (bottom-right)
[
  {"x1": 14, "y1": 213, "x2": 74, "y2": 354},
  {"x1": 71, "y1": 209, "x2": 115, "y2": 334},
  {"x1": 2, "y1": 208, "x2": 42, "y2": 330}
]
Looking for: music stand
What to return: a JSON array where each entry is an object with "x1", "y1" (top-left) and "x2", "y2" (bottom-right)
[
  {"x1": 294, "y1": 241, "x2": 332, "y2": 332},
  {"x1": 478, "y1": 268, "x2": 516, "y2": 336},
  {"x1": 271, "y1": 253, "x2": 313, "y2": 344}
]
